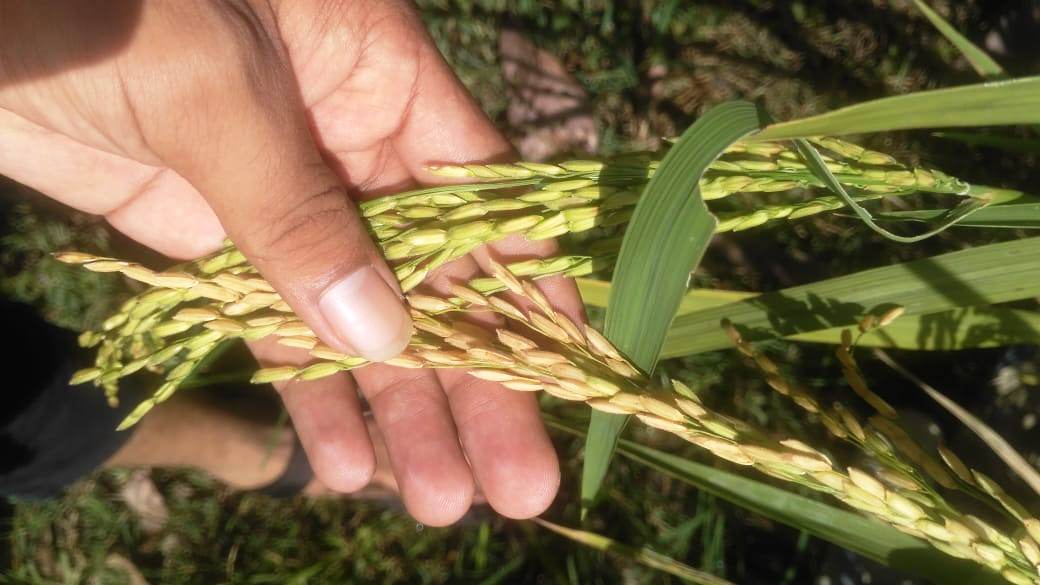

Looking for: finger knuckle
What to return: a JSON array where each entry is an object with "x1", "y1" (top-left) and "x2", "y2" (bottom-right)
[{"x1": 251, "y1": 185, "x2": 353, "y2": 264}]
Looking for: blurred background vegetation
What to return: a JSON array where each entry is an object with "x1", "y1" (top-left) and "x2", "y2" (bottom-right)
[{"x1": 2, "y1": 1, "x2": 1039, "y2": 583}]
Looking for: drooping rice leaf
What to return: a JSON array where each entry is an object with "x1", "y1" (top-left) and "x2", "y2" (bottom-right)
[
  {"x1": 793, "y1": 138, "x2": 990, "y2": 243},
  {"x1": 910, "y1": 2, "x2": 1040, "y2": 137},
  {"x1": 547, "y1": 417, "x2": 1006, "y2": 585},
  {"x1": 787, "y1": 307, "x2": 1040, "y2": 350},
  {"x1": 582, "y1": 102, "x2": 763, "y2": 519},
  {"x1": 577, "y1": 279, "x2": 754, "y2": 314}
]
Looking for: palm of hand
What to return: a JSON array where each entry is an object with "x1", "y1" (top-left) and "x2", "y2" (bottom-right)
[{"x1": 2, "y1": 1, "x2": 484, "y2": 257}]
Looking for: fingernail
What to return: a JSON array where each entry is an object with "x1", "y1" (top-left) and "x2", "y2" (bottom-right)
[{"x1": 319, "y1": 266, "x2": 412, "y2": 361}]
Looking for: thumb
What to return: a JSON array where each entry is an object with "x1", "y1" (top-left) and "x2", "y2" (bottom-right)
[{"x1": 164, "y1": 81, "x2": 411, "y2": 362}]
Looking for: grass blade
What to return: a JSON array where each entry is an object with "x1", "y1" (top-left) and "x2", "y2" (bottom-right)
[
  {"x1": 547, "y1": 416, "x2": 1006, "y2": 585},
  {"x1": 878, "y1": 204, "x2": 1040, "y2": 228},
  {"x1": 911, "y1": 0, "x2": 1006, "y2": 79},
  {"x1": 533, "y1": 519, "x2": 735, "y2": 585},
  {"x1": 661, "y1": 237, "x2": 1040, "y2": 357},
  {"x1": 754, "y1": 77, "x2": 1040, "y2": 140},
  {"x1": 582, "y1": 101, "x2": 763, "y2": 518},
  {"x1": 874, "y1": 349, "x2": 1040, "y2": 498},
  {"x1": 909, "y1": 4, "x2": 1040, "y2": 137}
]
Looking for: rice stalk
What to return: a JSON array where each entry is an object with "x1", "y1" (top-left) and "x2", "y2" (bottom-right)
[
  {"x1": 370, "y1": 139, "x2": 966, "y2": 286},
  {"x1": 63, "y1": 137, "x2": 968, "y2": 303},
  {"x1": 61, "y1": 253, "x2": 1040, "y2": 582},
  {"x1": 723, "y1": 316, "x2": 1040, "y2": 584},
  {"x1": 56, "y1": 135, "x2": 968, "y2": 403}
]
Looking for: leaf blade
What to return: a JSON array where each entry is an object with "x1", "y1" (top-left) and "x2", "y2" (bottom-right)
[
  {"x1": 754, "y1": 77, "x2": 1040, "y2": 141},
  {"x1": 786, "y1": 307, "x2": 1040, "y2": 350},
  {"x1": 576, "y1": 280, "x2": 1040, "y2": 351},
  {"x1": 582, "y1": 101, "x2": 762, "y2": 517},
  {"x1": 606, "y1": 101, "x2": 760, "y2": 365},
  {"x1": 661, "y1": 237, "x2": 1040, "y2": 357},
  {"x1": 876, "y1": 188, "x2": 1040, "y2": 228}
]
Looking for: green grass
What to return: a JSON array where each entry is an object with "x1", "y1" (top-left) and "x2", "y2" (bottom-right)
[
  {"x1": 3, "y1": 1, "x2": 1040, "y2": 583},
  {"x1": 7, "y1": 470, "x2": 518, "y2": 584},
  {"x1": 0, "y1": 202, "x2": 122, "y2": 331}
]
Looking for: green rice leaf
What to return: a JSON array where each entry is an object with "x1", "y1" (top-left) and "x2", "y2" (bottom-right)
[
  {"x1": 606, "y1": 101, "x2": 761, "y2": 372},
  {"x1": 787, "y1": 307, "x2": 1040, "y2": 350},
  {"x1": 576, "y1": 280, "x2": 1040, "y2": 351},
  {"x1": 878, "y1": 205, "x2": 1040, "y2": 229},
  {"x1": 582, "y1": 417, "x2": 629, "y2": 520},
  {"x1": 908, "y1": 4, "x2": 1040, "y2": 137},
  {"x1": 577, "y1": 279, "x2": 753, "y2": 314},
  {"x1": 911, "y1": 0, "x2": 1007, "y2": 79},
  {"x1": 547, "y1": 416, "x2": 1005, "y2": 585},
  {"x1": 581, "y1": 101, "x2": 763, "y2": 519},
  {"x1": 661, "y1": 237, "x2": 1040, "y2": 357},
  {"x1": 753, "y1": 77, "x2": 1040, "y2": 141}
]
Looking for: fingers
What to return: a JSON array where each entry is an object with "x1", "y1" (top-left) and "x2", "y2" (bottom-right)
[
  {"x1": 321, "y1": 148, "x2": 473, "y2": 525},
  {"x1": 351, "y1": 364, "x2": 475, "y2": 526},
  {"x1": 364, "y1": 25, "x2": 566, "y2": 518},
  {"x1": 387, "y1": 65, "x2": 580, "y2": 516},
  {"x1": 164, "y1": 61, "x2": 411, "y2": 364},
  {"x1": 335, "y1": 145, "x2": 557, "y2": 521},
  {"x1": 248, "y1": 338, "x2": 375, "y2": 492},
  {"x1": 276, "y1": 373, "x2": 376, "y2": 492},
  {"x1": 105, "y1": 171, "x2": 227, "y2": 260},
  {"x1": 441, "y1": 370, "x2": 561, "y2": 518},
  {"x1": 145, "y1": 17, "x2": 571, "y2": 524},
  {"x1": 422, "y1": 257, "x2": 560, "y2": 519},
  {"x1": 0, "y1": 108, "x2": 155, "y2": 214},
  {"x1": 370, "y1": 12, "x2": 586, "y2": 326},
  {"x1": 351, "y1": 254, "x2": 559, "y2": 523}
]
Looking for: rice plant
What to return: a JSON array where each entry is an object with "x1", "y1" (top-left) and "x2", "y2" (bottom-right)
[{"x1": 53, "y1": 8, "x2": 1040, "y2": 584}]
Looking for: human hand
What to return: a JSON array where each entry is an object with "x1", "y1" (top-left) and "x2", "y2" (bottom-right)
[{"x1": 0, "y1": 0, "x2": 583, "y2": 524}]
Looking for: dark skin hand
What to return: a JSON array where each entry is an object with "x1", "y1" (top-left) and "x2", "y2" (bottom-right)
[{"x1": 0, "y1": 0, "x2": 585, "y2": 525}]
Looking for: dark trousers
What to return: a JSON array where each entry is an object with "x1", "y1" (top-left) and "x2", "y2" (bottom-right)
[{"x1": 0, "y1": 300, "x2": 140, "y2": 499}]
